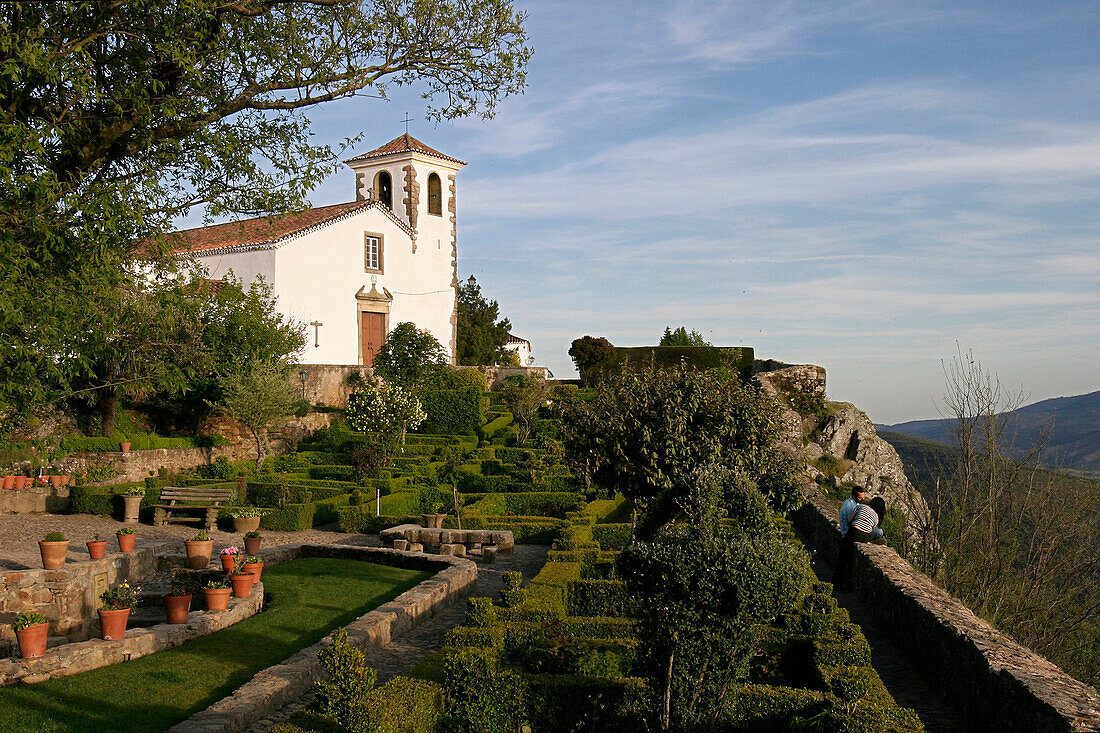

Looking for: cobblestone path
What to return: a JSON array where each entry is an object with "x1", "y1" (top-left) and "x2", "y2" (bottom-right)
[
  {"x1": 245, "y1": 544, "x2": 549, "y2": 732},
  {"x1": 810, "y1": 557, "x2": 966, "y2": 733}
]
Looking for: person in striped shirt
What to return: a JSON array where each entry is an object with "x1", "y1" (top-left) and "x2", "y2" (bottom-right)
[{"x1": 832, "y1": 486, "x2": 884, "y2": 592}]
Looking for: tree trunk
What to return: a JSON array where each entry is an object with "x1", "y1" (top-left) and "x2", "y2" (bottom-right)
[
  {"x1": 100, "y1": 388, "x2": 117, "y2": 436},
  {"x1": 252, "y1": 427, "x2": 266, "y2": 470},
  {"x1": 661, "y1": 645, "x2": 675, "y2": 731}
]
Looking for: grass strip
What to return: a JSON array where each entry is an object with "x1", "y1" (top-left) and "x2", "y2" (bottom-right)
[{"x1": 0, "y1": 558, "x2": 430, "y2": 733}]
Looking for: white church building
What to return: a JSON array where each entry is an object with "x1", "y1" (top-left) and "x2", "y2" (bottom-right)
[{"x1": 169, "y1": 134, "x2": 463, "y2": 366}]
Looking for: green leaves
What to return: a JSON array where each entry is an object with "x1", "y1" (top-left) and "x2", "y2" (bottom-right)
[{"x1": 456, "y1": 275, "x2": 512, "y2": 366}]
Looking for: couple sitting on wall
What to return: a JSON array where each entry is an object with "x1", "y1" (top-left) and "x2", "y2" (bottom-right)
[{"x1": 833, "y1": 485, "x2": 887, "y2": 592}]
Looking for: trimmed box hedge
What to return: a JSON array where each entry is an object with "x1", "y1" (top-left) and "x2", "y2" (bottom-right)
[
  {"x1": 566, "y1": 579, "x2": 635, "y2": 617},
  {"x1": 592, "y1": 523, "x2": 632, "y2": 551},
  {"x1": 417, "y1": 389, "x2": 485, "y2": 435}
]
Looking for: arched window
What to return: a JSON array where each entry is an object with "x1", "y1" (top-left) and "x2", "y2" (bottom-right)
[
  {"x1": 373, "y1": 170, "x2": 393, "y2": 210},
  {"x1": 427, "y1": 172, "x2": 442, "y2": 216}
]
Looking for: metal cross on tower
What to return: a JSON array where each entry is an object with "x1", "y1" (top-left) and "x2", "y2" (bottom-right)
[{"x1": 401, "y1": 112, "x2": 412, "y2": 134}]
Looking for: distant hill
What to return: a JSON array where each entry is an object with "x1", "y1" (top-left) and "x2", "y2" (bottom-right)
[{"x1": 877, "y1": 391, "x2": 1100, "y2": 477}]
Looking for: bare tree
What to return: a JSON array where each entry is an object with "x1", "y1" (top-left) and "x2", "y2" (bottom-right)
[{"x1": 914, "y1": 347, "x2": 1100, "y2": 685}]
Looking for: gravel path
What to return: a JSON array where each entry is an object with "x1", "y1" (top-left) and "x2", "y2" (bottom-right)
[
  {"x1": 0, "y1": 513, "x2": 373, "y2": 569},
  {"x1": 245, "y1": 544, "x2": 549, "y2": 733}
]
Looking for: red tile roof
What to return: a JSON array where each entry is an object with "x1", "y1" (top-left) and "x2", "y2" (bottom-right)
[
  {"x1": 344, "y1": 134, "x2": 466, "y2": 166},
  {"x1": 167, "y1": 201, "x2": 378, "y2": 255}
]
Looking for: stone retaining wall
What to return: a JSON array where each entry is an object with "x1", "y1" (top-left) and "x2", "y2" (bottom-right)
[
  {"x1": 168, "y1": 544, "x2": 477, "y2": 733},
  {"x1": 0, "y1": 484, "x2": 69, "y2": 514},
  {"x1": 792, "y1": 491, "x2": 1100, "y2": 733},
  {"x1": 0, "y1": 585, "x2": 262, "y2": 686},
  {"x1": 0, "y1": 547, "x2": 157, "y2": 649}
]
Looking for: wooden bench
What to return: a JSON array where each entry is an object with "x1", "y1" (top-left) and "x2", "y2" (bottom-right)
[{"x1": 153, "y1": 486, "x2": 234, "y2": 531}]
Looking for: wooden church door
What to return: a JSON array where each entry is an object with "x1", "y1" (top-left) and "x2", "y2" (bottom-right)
[{"x1": 361, "y1": 313, "x2": 386, "y2": 365}]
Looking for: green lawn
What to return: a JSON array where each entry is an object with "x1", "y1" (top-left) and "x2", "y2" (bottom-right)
[{"x1": 0, "y1": 558, "x2": 431, "y2": 733}]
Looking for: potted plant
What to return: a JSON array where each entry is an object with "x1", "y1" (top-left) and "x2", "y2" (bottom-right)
[
  {"x1": 219, "y1": 546, "x2": 240, "y2": 573},
  {"x1": 120, "y1": 440, "x2": 131, "y2": 454},
  {"x1": 98, "y1": 582, "x2": 139, "y2": 640},
  {"x1": 120, "y1": 485, "x2": 144, "y2": 523},
  {"x1": 184, "y1": 529, "x2": 214, "y2": 569},
  {"x1": 243, "y1": 530, "x2": 262, "y2": 556},
  {"x1": 11, "y1": 612, "x2": 49, "y2": 659},
  {"x1": 12, "y1": 475, "x2": 26, "y2": 490},
  {"x1": 164, "y1": 576, "x2": 193, "y2": 624},
  {"x1": 229, "y1": 560, "x2": 255, "y2": 598},
  {"x1": 115, "y1": 526, "x2": 137, "y2": 552},
  {"x1": 226, "y1": 506, "x2": 265, "y2": 534},
  {"x1": 203, "y1": 576, "x2": 232, "y2": 611},
  {"x1": 87, "y1": 531, "x2": 108, "y2": 560},
  {"x1": 241, "y1": 555, "x2": 264, "y2": 583},
  {"x1": 38, "y1": 531, "x2": 68, "y2": 570},
  {"x1": 1, "y1": 475, "x2": 13, "y2": 490}
]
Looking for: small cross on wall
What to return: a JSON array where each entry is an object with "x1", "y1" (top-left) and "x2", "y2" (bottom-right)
[{"x1": 310, "y1": 320, "x2": 323, "y2": 348}]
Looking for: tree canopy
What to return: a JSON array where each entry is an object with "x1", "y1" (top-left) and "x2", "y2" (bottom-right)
[
  {"x1": 372, "y1": 322, "x2": 449, "y2": 390},
  {"x1": 0, "y1": 0, "x2": 529, "y2": 416},
  {"x1": 456, "y1": 276, "x2": 512, "y2": 366},
  {"x1": 659, "y1": 326, "x2": 711, "y2": 347},
  {"x1": 567, "y1": 335, "x2": 614, "y2": 385}
]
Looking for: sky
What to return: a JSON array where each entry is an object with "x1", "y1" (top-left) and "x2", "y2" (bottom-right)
[{"x1": 255, "y1": 0, "x2": 1100, "y2": 424}]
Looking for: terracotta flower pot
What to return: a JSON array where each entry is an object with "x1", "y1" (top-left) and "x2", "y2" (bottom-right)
[
  {"x1": 244, "y1": 537, "x2": 262, "y2": 555},
  {"x1": 165, "y1": 594, "x2": 192, "y2": 624},
  {"x1": 242, "y1": 562, "x2": 264, "y2": 583},
  {"x1": 119, "y1": 441, "x2": 131, "y2": 454},
  {"x1": 37, "y1": 475, "x2": 50, "y2": 486},
  {"x1": 232, "y1": 516, "x2": 261, "y2": 533},
  {"x1": 1, "y1": 475, "x2": 13, "y2": 490},
  {"x1": 86, "y1": 540, "x2": 108, "y2": 560},
  {"x1": 204, "y1": 587, "x2": 231, "y2": 611},
  {"x1": 229, "y1": 572, "x2": 255, "y2": 598},
  {"x1": 98, "y1": 608, "x2": 130, "y2": 640},
  {"x1": 220, "y1": 554, "x2": 236, "y2": 573},
  {"x1": 12, "y1": 476, "x2": 26, "y2": 490},
  {"x1": 184, "y1": 540, "x2": 214, "y2": 570},
  {"x1": 116, "y1": 533, "x2": 136, "y2": 552},
  {"x1": 49, "y1": 475, "x2": 63, "y2": 489},
  {"x1": 38, "y1": 540, "x2": 68, "y2": 570},
  {"x1": 14, "y1": 622, "x2": 49, "y2": 659}
]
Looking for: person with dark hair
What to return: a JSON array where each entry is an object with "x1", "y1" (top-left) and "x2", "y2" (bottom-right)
[{"x1": 832, "y1": 487, "x2": 885, "y2": 592}]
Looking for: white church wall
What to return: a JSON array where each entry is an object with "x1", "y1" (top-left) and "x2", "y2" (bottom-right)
[
  {"x1": 275, "y1": 207, "x2": 455, "y2": 366},
  {"x1": 194, "y1": 248, "x2": 276, "y2": 286}
]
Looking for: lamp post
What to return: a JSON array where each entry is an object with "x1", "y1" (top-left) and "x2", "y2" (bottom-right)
[{"x1": 298, "y1": 369, "x2": 308, "y2": 397}]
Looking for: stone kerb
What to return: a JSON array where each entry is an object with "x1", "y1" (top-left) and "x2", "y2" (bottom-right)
[
  {"x1": 168, "y1": 544, "x2": 477, "y2": 733},
  {"x1": 0, "y1": 584, "x2": 262, "y2": 686},
  {"x1": 0, "y1": 546, "x2": 157, "y2": 648},
  {"x1": 792, "y1": 492, "x2": 1100, "y2": 733}
]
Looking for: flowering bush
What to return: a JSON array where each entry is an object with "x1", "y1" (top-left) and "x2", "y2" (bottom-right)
[{"x1": 345, "y1": 381, "x2": 426, "y2": 443}]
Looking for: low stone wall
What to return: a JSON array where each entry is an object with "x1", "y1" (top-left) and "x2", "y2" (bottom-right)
[
  {"x1": 480, "y1": 365, "x2": 550, "y2": 390},
  {"x1": 0, "y1": 547, "x2": 157, "y2": 649},
  {"x1": 0, "y1": 484, "x2": 69, "y2": 514},
  {"x1": 0, "y1": 585, "x2": 262, "y2": 685},
  {"x1": 298, "y1": 363, "x2": 372, "y2": 407},
  {"x1": 381, "y1": 524, "x2": 515, "y2": 553},
  {"x1": 169, "y1": 543, "x2": 477, "y2": 733},
  {"x1": 792, "y1": 492, "x2": 1100, "y2": 733}
]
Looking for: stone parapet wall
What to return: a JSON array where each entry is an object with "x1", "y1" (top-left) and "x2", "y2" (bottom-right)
[
  {"x1": 792, "y1": 491, "x2": 1100, "y2": 733},
  {"x1": 480, "y1": 365, "x2": 549, "y2": 390},
  {"x1": 0, "y1": 585, "x2": 262, "y2": 686},
  {"x1": 298, "y1": 363, "x2": 372, "y2": 407},
  {"x1": 169, "y1": 543, "x2": 477, "y2": 733},
  {"x1": 0, "y1": 485, "x2": 69, "y2": 514},
  {"x1": 0, "y1": 547, "x2": 157, "y2": 648}
]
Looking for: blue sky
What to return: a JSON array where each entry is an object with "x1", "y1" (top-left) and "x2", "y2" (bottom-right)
[{"x1": 279, "y1": 0, "x2": 1099, "y2": 423}]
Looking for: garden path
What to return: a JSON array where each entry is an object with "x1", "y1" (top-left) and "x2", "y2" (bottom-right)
[
  {"x1": 244, "y1": 544, "x2": 550, "y2": 733},
  {"x1": 809, "y1": 556, "x2": 966, "y2": 732}
]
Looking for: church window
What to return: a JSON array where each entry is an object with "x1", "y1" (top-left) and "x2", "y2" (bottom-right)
[
  {"x1": 427, "y1": 172, "x2": 442, "y2": 216},
  {"x1": 373, "y1": 171, "x2": 393, "y2": 210},
  {"x1": 364, "y1": 233, "x2": 384, "y2": 272}
]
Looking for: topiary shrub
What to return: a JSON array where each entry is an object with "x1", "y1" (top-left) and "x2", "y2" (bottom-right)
[
  {"x1": 441, "y1": 648, "x2": 525, "y2": 733},
  {"x1": 417, "y1": 389, "x2": 484, "y2": 435},
  {"x1": 365, "y1": 677, "x2": 443, "y2": 733},
  {"x1": 566, "y1": 579, "x2": 635, "y2": 617}
]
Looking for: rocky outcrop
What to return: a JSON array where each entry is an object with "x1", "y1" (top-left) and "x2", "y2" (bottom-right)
[{"x1": 754, "y1": 363, "x2": 929, "y2": 527}]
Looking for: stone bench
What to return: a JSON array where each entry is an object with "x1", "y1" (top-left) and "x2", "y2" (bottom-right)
[{"x1": 380, "y1": 524, "x2": 514, "y2": 555}]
